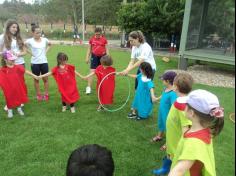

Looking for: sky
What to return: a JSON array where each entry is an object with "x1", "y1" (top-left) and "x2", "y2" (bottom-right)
[{"x1": 0, "y1": 0, "x2": 34, "y2": 4}]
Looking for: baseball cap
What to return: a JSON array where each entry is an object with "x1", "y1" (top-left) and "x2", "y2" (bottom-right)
[
  {"x1": 2, "y1": 50, "x2": 17, "y2": 61},
  {"x1": 186, "y1": 89, "x2": 221, "y2": 115},
  {"x1": 160, "y1": 71, "x2": 177, "y2": 83}
]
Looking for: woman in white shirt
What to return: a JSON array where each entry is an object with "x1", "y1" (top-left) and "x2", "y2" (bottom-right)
[
  {"x1": 25, "y1": 23, "x2": 51, "y2": 101},
  {"x1": 120, "y1": 30, "x2": 156, "y2": 89},
  {"x1": 0, "y1": 19, "x2": 26, "y2": 66}
]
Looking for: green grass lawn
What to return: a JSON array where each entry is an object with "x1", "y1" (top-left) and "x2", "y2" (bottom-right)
[{"x1": 0, "y1": 45, "x2": 235, "y2": 176}]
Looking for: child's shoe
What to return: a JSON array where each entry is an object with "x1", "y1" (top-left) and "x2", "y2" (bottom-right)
[
  {"x1": 85, "y1": 86, "x2": 91, "y2": 95},
  {"x1": 152, "y1": 156, "x2": 172, "y2": 175},
  {"x1": 70, "y1": 107, "x2": 76, "y2": 113},
  {"x1": 97, "y1": 105, "x2": 104, "y2": 112},
  {"x1": 43, "y1": 94, "x2": 49, "y2": 101},
  {"x1": 36, "y1": 94, "x2": 43, "y2": 101},
  {"x1": 7, "y1": 109, "x2": 13, "y2": 118},
  {"x1": 4, "y1": 105, "x2": 8, "y2": 111},
  {"x1": 17, "y1": 107, "x2": 24, "y2": 116},
  {"x1": 62, "y1": 106, "x2": 67, "y2": 112},
  {"x1": 127, "y1": 112, "x2": 137, "y2": 119}
]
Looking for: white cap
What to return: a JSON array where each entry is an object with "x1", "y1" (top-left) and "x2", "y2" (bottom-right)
[{"x1": 186, "y1": 89, "x2": 220, "y2": 114}]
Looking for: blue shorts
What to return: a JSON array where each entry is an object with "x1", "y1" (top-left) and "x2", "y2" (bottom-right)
[
  {"x1": 90, "y1": 53, "x2": 105, "y2": 69},
  {"x1": 31, "y1": 63, "x2": 49, "y2": 76}
]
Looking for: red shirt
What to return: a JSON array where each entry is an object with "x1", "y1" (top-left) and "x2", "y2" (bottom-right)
[
  {"x1": 52, "y1": 64, "x2": 80, "y2": 104},
  {"x1": 95, "y1": 65, "x2": 115, "y2": 105},
  {"x1": 0, "y1": 65, "x2": 28, "y2": 108},
  {"x1": 89, "y1": 36, "x2": 108, "y2": 56}
]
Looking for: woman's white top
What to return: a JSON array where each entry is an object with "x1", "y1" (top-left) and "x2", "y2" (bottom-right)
[
  {"x1": 0, "y1": 34, "x2": 25, "y2": 65},
  {"x1": 25, "y1": 37, "x2": 49, "y2": 64},
  {"x1": 131, "y1": 42, "x2": 156, "y2": 70}
]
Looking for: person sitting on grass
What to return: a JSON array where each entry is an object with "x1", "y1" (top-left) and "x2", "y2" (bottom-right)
[
  {"x1": 0, "y1": 50, "x2": 38, "y2": 118},
  {"x1": 125, "y1": 62, "x2": 158, "y2": 120},
  {"x1": 82, "y1": 55, "x2": 115, "y2": 111},
  {"x1": 66, "y1": 144, "x2": 115, "y2": 176},
  {"x1": 39, "y1": 52, "x2": 83, "y2": 113}
]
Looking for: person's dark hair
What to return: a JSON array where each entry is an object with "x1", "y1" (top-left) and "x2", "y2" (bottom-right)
[
  {"x1": 173, "y1": 72, "x2": 194, "y2": 94},
  {"x1": 66, "y1": 144, "x2": 115, "y2": 176},
  {"x1": 140, "y1": 62, "x2": 153, "y2": 79},
  {"x1": 100, "y1": 55, "x2": 113, "y2": 66},
  {"x1": 129, "y1": 30, "x2": 145, "y2": 43},
  {"x1": 4, "y1": 19, "x2": 24, "y2": 50},
  {"x1": 187, "y1": 104, "x2": 224, "y2": 137},
  {"x1": 31, "y1": 23, "x2": 40, "y2": 32},
  {"x1": 95, "y1": 27, "x2": 102, "y2": 33},
  {"x1": 57, "y1": 52, "x2": 68, "y2": 67}
]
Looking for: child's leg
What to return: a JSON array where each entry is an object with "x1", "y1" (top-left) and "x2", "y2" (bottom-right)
[
  {"x1": 70, "y1": 103, "x2": 75, "y2": 113},
  {"x1": 62, "y1": 102, "x2": 67, "y2": 112},
  {"x1": 17, "y1": 106, "x2": 24, "y2": 116},
  {"x1": 42, "y1": 77, "x2": 49, "y2": 100},
  {"x1": 34, "y1": 79, "x2": 41, "y2": 96}
]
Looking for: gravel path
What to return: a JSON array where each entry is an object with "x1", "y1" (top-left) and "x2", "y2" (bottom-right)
[{"x1": 172, "y1": 65, "x2": 235, "y2": 88}]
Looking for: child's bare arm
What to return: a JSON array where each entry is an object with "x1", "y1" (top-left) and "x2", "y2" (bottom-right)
[
  {"x1": 25, "y1": 70, "x2": 39, "y2": 80},
  {"x1": 126, "y1": 74, "x2": 137, "y2": 78},
  {"x1": 84, "y1": 72, "x2": 95, "y2": 80},
  {"x1": 150, "y1": 88, "x2": 158, "y2": 103},
  {"x1": 39, "y1": 72, "x2": 52, "y2": 79},
  {"x1": 168, "y1": 160, "x2": 194, "y2": 176},
  {"x1": 75, "y1": 70, "x2": 85, "y2": 79}
]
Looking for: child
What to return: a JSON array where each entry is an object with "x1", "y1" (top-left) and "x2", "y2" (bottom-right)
[
  {"x1": 25, "y1": 23, "x2": 52, "y2": 101},
  {"x1": 66, "y1": 144, "x2": 115, "y2": 176},
  {"x1": 153, "y1": 72, "x2": 193, "y2": 175},
  {"x1": 169, "y1": 89, "x2": 224, "y2": 176},
  {"x1": 0, "y1": 50, "x2": 38, "y2": 118},
  {"x1": 39, "y1": 52, "x2": 82, "y2": 113},
  {"x1": 151, "y1": 71, "x2": 177, "y2": 142},
  {"x1": 83, "y1": 55, "x2": 115, "y2": 111},
  {"x1": 127, "y1": 62, "x2": 158, "y2": 120}
]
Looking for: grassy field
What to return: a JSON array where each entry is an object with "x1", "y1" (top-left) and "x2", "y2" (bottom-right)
[{"x1": 0, "y1": 45, "x2": 235, "y2": 176}]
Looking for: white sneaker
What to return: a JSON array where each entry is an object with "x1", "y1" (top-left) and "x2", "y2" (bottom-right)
[
  {"x1": 85, "y1": 86, "x2": 91, "y2": 95},
  {"x1": 62, "y1": 106, "x2": 67, "y2": 112},
  {"x1": 70, "y1": 107, "x2": 76, "y2": 113},
  {"x1": 4, "y1": 105, "x2": 8, "y2": 111},
  {"x1": 17, "y1": 107, "x2": 24, "y2": 116},
  {"x1": 8, "y1": 109, "x2": 13, "y2": 118}
]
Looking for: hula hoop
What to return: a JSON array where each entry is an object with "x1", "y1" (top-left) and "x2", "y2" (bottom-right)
[
  {"x1": 97, "y1": 72, "x2": 131, "y2": 112},
  {"x1": 229, "y1": 113, "x2": 235, "y2": 123}
]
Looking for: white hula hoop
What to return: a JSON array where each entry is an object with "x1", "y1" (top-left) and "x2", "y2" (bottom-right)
[{"x1": 97, "y1": 71, "x2": 131, "y2": 112}]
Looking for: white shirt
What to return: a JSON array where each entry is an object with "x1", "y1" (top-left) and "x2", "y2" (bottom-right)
[
  {"x1": 131, "y1": 42, "x2": 157, "y2": 70},
  {"x1": 0, "y1": 34, "x2": 25, "y2": 65},
  {"x1": 25, "y1": 37, "x2": 49, "y2": 64}
]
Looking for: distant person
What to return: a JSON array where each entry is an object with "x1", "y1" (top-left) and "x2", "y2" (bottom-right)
[
  {"x1": 25, "y1": 23, "x2": 52, "y2": 101},
  {"x1": 73, "y1": 25, "x2": 82, "y2": 45},
  {"x1": 66, "y1": 144, "x2": 115, "y2": 176},
  {"x1": 120, "y1": 30, "x2": 156, "y2": 89},
  {"x1": 169, "y1": 89, "x2": 224, "y2": 176},
  {"x1": 85, "y1": 27, "x2": 109, "y2": 95},
  {"x1": 39, "y1": 52, "x2": 83, "y2": 113}
]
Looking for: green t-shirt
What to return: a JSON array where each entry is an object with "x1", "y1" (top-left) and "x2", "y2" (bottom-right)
[
  {"x1": 166, "y1": 97, "x2": 192, "y2": 159},
  {"x1": 171, "y1": 129, "x2": 216, "y2": 176}
]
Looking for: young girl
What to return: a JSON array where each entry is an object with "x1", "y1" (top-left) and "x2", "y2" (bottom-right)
[
  {"x1": 39, "y1": 53, "x2": 82, "y2": 113},
  {"x1": 127, "y1": 62, "x2": 157, "y2": 120},
  {"x1": 25, "y1": 23, "x2": 52, "y2": 101},
  {"x1": 83, "y1": 55, "x2": 115, "y2": 111},
  {"x1": 152, "y1": 71, "x2": 177, "y2": 142},
  {"x1": 168, "y1": 89, "x2": 224, "y2": 176},
  {"x1": 0, "y1": 51, "x2": 38, "y2": 118}
]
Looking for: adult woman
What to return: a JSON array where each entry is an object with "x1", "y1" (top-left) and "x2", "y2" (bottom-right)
[
  {"x1": 0, "y1": 19, "x2": 26, "y2": 66},
  {"x1": 120, "y1": 30, "x2": 156, "y2": 89}
]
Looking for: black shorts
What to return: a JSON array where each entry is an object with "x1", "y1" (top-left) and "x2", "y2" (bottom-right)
[
  {"x1": 31, "y1": 63, "x2": 49, "y2": 76},
  {"x1": 90, "y1": 53, "x2": 104, "y2": 69}
]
